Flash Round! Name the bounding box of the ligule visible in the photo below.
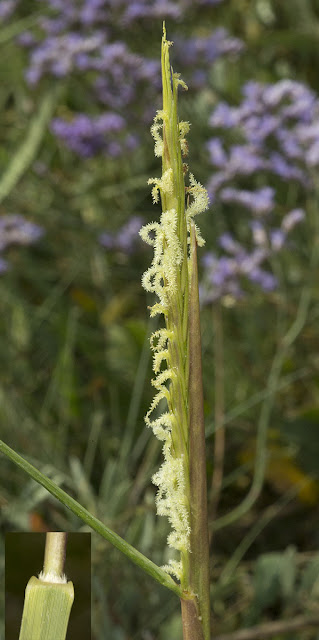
[19,576,74,640]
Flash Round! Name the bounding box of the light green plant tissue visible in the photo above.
[19,575,74,640]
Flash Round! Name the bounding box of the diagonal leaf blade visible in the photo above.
[0,439,183,598]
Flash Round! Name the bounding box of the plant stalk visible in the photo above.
[43,532,67,579]
[183,223,210,639]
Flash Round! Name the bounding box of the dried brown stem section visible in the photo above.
[181,599,206,640]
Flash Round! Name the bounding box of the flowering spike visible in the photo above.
[140,23,210,600]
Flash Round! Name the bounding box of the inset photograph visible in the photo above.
[5,531,91,640]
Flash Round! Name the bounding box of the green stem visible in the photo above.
[0,439,183,598]
[209,302,225,548]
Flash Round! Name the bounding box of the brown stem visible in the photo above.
[213,615,319,640]
[181,599,206,640]
[186,224,210,640]
[209,303,225,549]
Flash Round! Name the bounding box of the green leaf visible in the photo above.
[279,414,319,477]
[0,439,182,598]
[251,547,296,617]
[279,546,296,601]
[300,554,319,599]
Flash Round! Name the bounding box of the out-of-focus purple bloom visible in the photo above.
[209,102,239,128]
[270,229,285,251]
[99,216,144,254]
[122,0,181,24]
[0,215,44,251]
[195,0,223,4]
[51,113,132,157]
[204,78,314,303]
[16,0,241,156]
[250,220,268,246]
[16,31,36,47]
[268,152,306,182]
[191,69,208,89]
[207,146,268,201]
[227,145,267,176]
[305,141,319,166]
[218,232,242,254]
[92,44,160,110]
[174,28,243,70]
[0,256,9,273]
[248,267,277,291]
[80,0,108,26]
[25,31,106,84]
[282,208,305,232]
[0,0,17,20]
[220,187,275,215]
[200,207,305,303]
[242,113,280,144]
[276,129,303,160]
[208,79,319,202]
[207,138,227,168]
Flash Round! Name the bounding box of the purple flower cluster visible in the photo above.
[201,79,315,302]
[99,216,143,254]
[173,28,243,89]
[207,79,319,200]
[51,113,138,157]
[15,0,241,157]
[201,209,304,302]
[0,214,44,274]
[0,0,17,21]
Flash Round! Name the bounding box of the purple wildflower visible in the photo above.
[16,0,241,157]
[207,138,227,168]
[220,187,275,215]
[200,207,305,303]
[281,208,305,232]
[208,79,319,202]
[174,28,243,68]
[51,113,129,157]
[0,0,17,20]
[121,0,181,24]
[99,216,144,254]
[0,215,44,251]
[270,229,285,251]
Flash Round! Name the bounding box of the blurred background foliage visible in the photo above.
[0,0,319,638]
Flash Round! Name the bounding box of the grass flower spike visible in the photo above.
[140,25,210,639]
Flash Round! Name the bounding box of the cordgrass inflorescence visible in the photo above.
[140,25,210,638]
